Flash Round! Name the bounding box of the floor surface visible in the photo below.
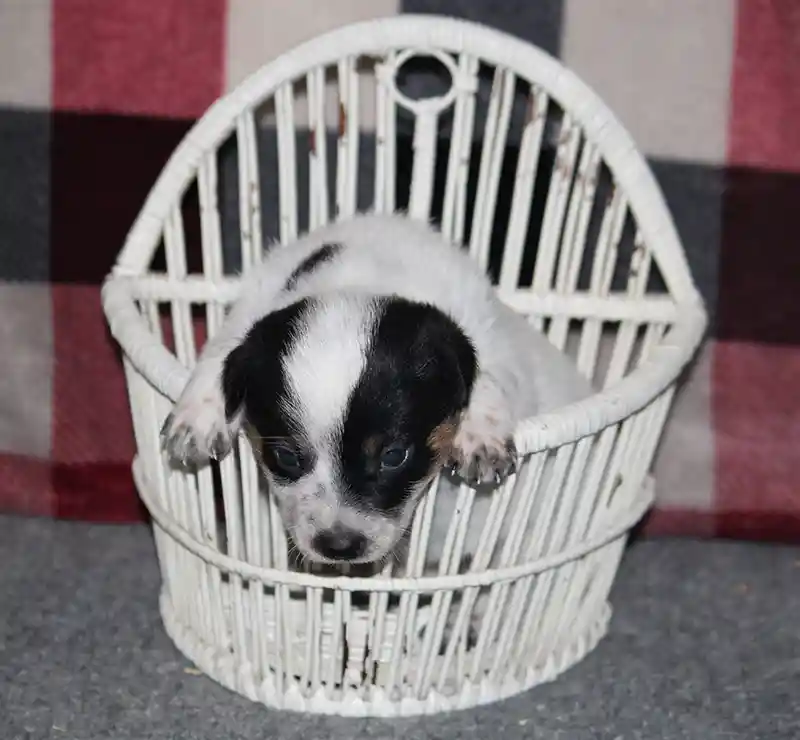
[1,515,798,740]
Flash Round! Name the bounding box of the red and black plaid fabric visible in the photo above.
[0,0,797,540]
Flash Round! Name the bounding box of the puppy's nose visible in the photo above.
[312,528,367,561]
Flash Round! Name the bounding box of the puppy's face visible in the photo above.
[222,293,476,565]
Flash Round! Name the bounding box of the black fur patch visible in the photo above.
[339,297,477,515]
[284,242,343,291]
[221,299,316,482]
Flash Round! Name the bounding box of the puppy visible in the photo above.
[161,213,590,569]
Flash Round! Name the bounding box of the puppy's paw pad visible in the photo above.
[160,394,233,468]
[447,440,517,487]
[440,623,479,656]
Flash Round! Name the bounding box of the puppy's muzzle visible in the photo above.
[312,527,367,562]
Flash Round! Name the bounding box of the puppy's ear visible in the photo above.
[221,341,250,422]
[413,306,478,411]
[221,299,311,423]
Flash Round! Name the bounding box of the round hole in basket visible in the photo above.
[103,15,706,717]
[391,49,458,110]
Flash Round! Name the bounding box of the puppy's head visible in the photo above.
[222,293,476,565]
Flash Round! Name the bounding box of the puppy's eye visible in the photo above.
[379,445,411,472]
[270,446,304,477]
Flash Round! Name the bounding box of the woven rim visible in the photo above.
[135,457,654,592]
[102,14,708,455]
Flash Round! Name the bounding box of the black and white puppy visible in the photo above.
[161,214,590,567]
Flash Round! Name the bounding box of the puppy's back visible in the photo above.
[280,214,495,318]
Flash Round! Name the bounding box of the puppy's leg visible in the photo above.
[160,324,247,467]
[422,581,487,655]
[448,369,518,487]
[161,275,282,468]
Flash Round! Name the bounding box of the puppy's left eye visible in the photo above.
[379,445,411,472]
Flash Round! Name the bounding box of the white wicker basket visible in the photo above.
[102,16,706,717]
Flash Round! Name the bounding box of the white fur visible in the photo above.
[283,294,375,445]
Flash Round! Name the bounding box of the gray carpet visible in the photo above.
[1,515,798,740]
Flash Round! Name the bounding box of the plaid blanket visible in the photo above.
[1,0,797,541]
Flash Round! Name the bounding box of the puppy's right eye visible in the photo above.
[270,446,304,478]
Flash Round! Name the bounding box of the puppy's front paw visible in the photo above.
[438,619,478,656]
[160,387,234,469]
[447,415,518,487]
[418,610,479,657]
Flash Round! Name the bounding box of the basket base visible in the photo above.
[143,469,655,716]
[159,590,611,717]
